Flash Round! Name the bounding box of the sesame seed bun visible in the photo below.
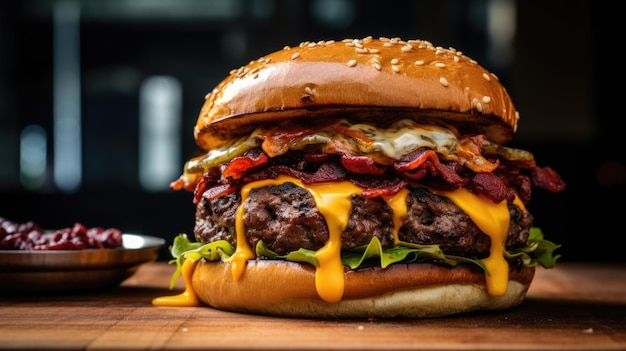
[159,35,564,319]
[194,36,519,150]
[191,260,535,318]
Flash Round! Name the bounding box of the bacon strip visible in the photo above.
[394,148,435,172]
[341,155,386,175]
[532,166,566,193]
[469,172,515,204]
[194,147,563,205]
[261,127,322,157]
[222,149,268,179]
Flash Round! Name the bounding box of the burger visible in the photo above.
[153,36,565,318]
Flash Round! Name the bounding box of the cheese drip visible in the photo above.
[233,175,362,302]
[154,176,516,307]
[234,177,514,300]
[431,187,511,296]
[383,188,410,245]
[152,258,200,307]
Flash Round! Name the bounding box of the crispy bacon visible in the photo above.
[261,127,322,157]
[396,148,466,187]
[394,148,435,172]
[468,172,515,204]
[349,176,408,198]
[222,149,268,179]
[193,167,222,204]
[193,146,563,206]
[340,155,386,175]
[532,166,567,193]
[305,162,347,184]
[202,182,240,201]
[245,162,347,185]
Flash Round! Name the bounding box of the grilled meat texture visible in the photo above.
[194,182,533,258]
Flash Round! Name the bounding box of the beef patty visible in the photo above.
[194,182,533,258]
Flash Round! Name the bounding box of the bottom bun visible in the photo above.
[192,260,535,318]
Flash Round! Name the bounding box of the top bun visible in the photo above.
[195,36,519,150]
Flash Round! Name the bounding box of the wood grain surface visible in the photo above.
[1,262,625,350]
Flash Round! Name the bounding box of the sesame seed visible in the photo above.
[305,86,313,95]
[482,73,491,81]
[414,60,424,66]
[482,96,491,103]
[291,52,300,60]
[283,46,291,50]
[439,77,449,87]
[355,47,368,54]
[435,62,446,68]
[473,98,483,112]
[392,65,400,73]
[391,58,399,65]
[347,59,357,67]
[374,63,382,71]
[369,48,379,54]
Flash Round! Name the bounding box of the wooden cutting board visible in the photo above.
[0,262,625,350]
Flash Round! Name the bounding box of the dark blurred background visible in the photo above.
[0,0,621,262]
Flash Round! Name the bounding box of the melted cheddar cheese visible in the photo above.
[153,175,517,307]
[233,175,362,302]
[234,175,514,301]
[430,187,510,296]
[152,257,200,307]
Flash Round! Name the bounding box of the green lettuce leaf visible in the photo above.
[167,234,234,289]
[527,227,561,268]
[256,240,319,267]
[342,237,456,268]
[166,227,560,290]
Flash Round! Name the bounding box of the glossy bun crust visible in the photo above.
[194,36,519,150]
[191,260,535,318]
